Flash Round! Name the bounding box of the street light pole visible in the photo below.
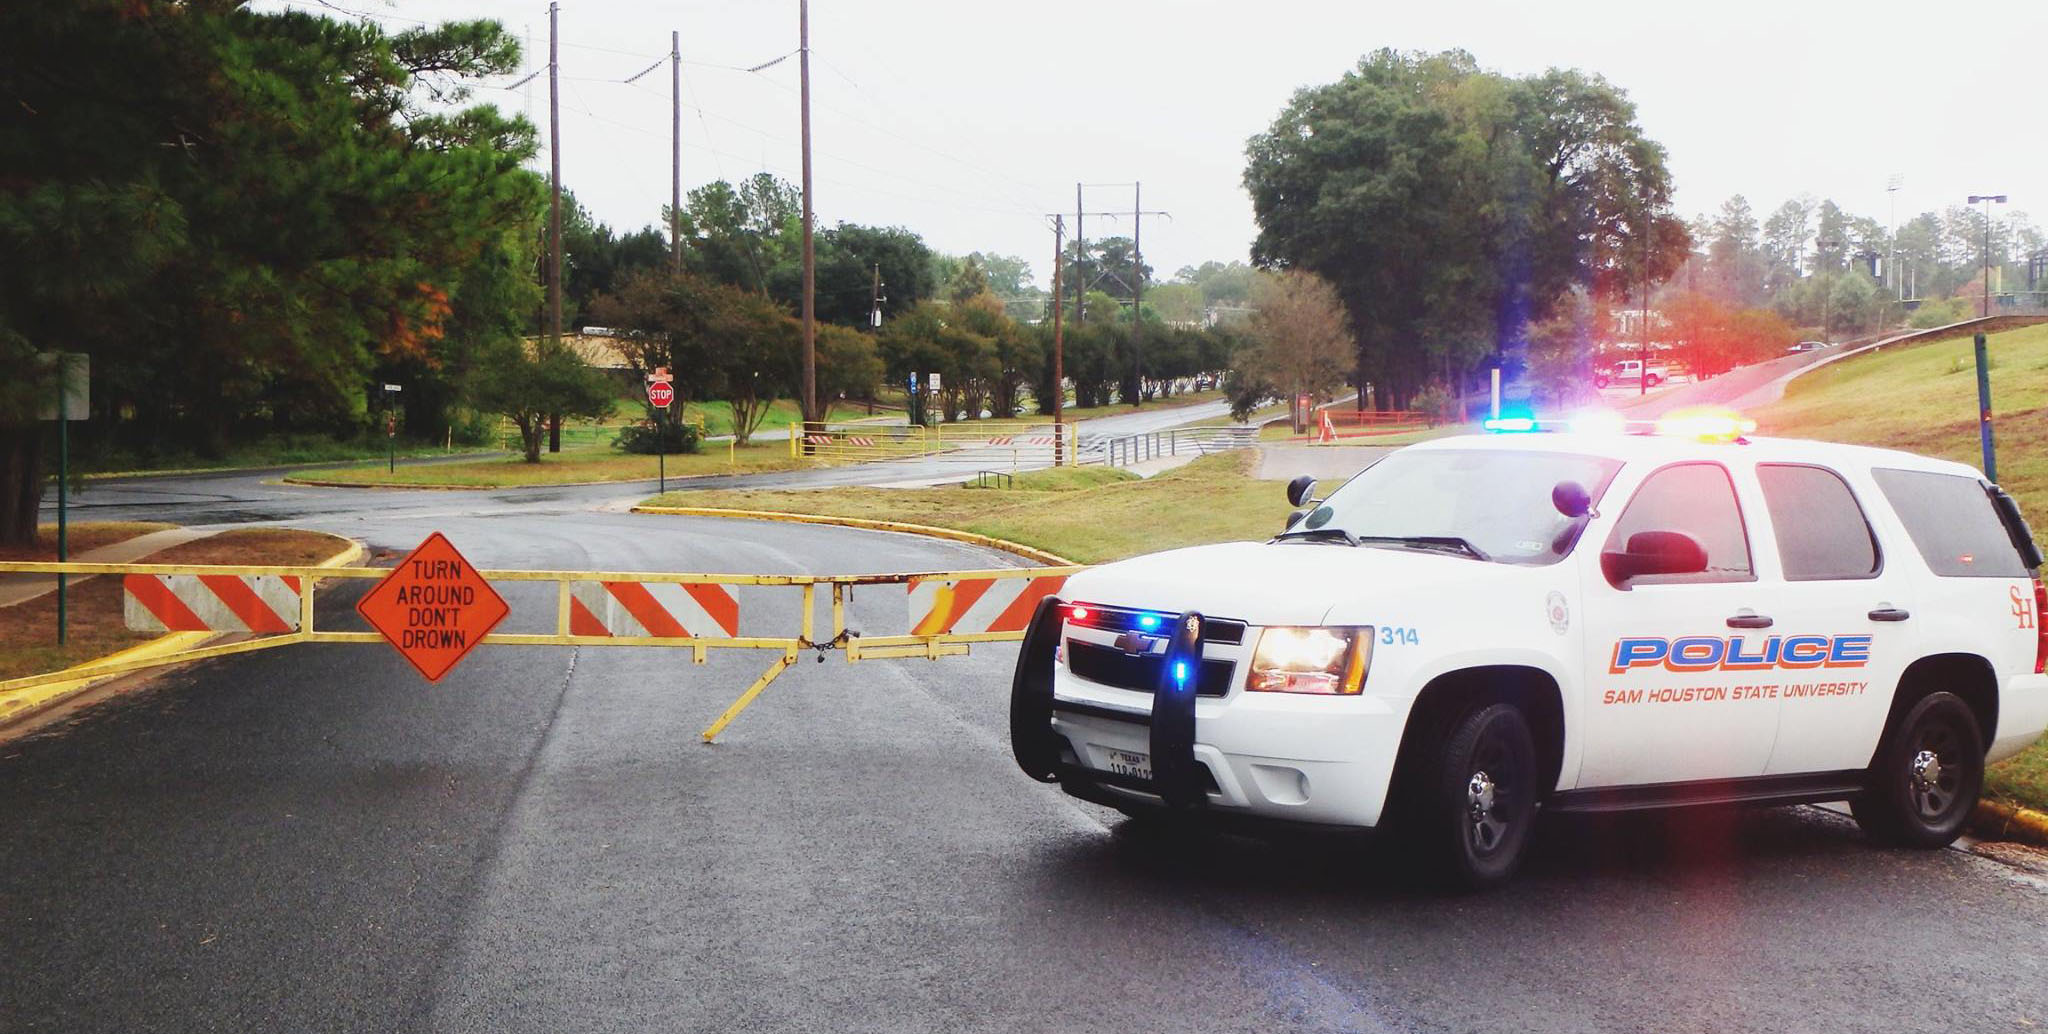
[1967,194,2007,318]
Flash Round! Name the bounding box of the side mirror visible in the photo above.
[1601,530,1708,587]
[1551,480,1593,518]
[1286,475,1318,508]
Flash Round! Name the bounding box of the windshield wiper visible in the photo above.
[1274,527,1361,546]
[1354,535,1491,561]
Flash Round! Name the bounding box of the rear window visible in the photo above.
[1870,468,2029,577]
[1757,464,1879,580]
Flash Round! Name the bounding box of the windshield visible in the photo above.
[1286,448,1622,565]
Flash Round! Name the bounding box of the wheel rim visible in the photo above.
[1465,728,1518,857]
[1906,719,1965,822]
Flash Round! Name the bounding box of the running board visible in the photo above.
[1547,770,1867,814]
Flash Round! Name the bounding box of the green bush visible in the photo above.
[613,419,699,454]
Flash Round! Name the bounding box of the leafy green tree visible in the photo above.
[1243,49,1685,411]
[815,323,884,406]
[1146,283,1207,325]
[0,1,537,543]
[1230,271,1356,426]
[814,223,935,328]
[473,339,615,462]
[1174,261,1257,308]
[558,191,667,331]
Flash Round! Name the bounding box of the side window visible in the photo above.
[1757,464,1880,580]
[1605,463,1753,585]
[1871,468,2030,577]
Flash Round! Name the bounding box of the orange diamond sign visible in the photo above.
[355,532,508,683]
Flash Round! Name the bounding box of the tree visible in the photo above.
[1175,261,1257,308]
[0,2,539,543]
[706,291,799,446]
[1229,271,1354,424]
[1523,293,1598,407]
[1243,49,1684,412]
[473,339,614,462]
[815,323,883,406]
[1146,283,1207,325]
[1705,195,1766,306]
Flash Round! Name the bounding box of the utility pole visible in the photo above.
[547,1,561,344]
[1074,183,1085,324]
[1131,180,1144,407]
[1048,215,1066,466]
[867,263,883,415]
[798,0,818,438]
[1639,208,1651,397]
[671,30,682,274]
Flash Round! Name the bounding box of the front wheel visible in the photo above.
[1852,691,1984,848]
[1416,702,1539,889]
[1593,376,1611,389]
[1644,373,1663,387]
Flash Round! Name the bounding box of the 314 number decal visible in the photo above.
[1379,626,1419,646]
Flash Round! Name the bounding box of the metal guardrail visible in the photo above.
[788,421,1077,467]
[1096,426,1257,468]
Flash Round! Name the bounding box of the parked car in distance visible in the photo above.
[1790,341,1831,353]
[1593,359,1667,390]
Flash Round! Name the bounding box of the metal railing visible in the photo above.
[1095,426,1257,468]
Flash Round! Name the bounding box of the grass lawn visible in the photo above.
[1755,322,2048,810]
[0,528,351,683]
[291,441,824,488]
[0,522,176,562]
[643,451,1292,565]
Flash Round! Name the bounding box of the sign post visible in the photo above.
[383,383,403,474]
[39,353,87,645]
[355,532,509,682]
[646,367,675,494]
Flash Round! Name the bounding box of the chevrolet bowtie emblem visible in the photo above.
[1113,630,1162,655]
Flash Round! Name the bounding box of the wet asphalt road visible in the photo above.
[7,408,2048,1032]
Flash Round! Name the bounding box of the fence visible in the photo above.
[1095,426,1257,468]
[0,553,1088,743]
[788,420,1077,467]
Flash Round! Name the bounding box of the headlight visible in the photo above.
[1248,626,1371,695]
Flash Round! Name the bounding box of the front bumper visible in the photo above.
[1048,668,1407,828]
[1009,597,1406,829]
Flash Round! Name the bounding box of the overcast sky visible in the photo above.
[274,0,2040,287]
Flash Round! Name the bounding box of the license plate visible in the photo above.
[1104,748,1152,781]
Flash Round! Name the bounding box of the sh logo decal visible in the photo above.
[2017,585,2037,630]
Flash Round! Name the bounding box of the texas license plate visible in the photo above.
[1104,748,1152,781]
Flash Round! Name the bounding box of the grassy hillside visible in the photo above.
[1758,322,2048,807]
[1758,322,2048,539]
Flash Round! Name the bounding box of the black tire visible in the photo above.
[1593,376,1610,389]
[1645,373,1663,387]
[1413,702,1540,889]
[1852,691,1984,848]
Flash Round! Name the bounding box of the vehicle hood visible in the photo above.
[1062,540,1508,626]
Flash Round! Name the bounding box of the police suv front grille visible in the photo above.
[1066,603,1246,645]
[1066,640,1234,697]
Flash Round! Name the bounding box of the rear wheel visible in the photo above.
[1593,376,1611,389]
[1413,702,1539,889]
[1644,373,1663,387]
[1851,691,1983,848]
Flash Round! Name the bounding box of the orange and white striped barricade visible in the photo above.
[907,572,1068,637]
[124,574,304,634]
[566,580,742,640]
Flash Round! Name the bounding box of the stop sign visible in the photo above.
[646,380,675,409]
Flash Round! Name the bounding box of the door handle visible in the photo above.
[1726,612,1774,629]
[1867,607,1911,622]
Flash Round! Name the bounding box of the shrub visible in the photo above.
[613,419,699,454]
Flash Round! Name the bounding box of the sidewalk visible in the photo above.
[0,528,219,608]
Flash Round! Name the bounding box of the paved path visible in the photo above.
[0,527,218,607]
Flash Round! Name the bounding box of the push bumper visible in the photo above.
[1008,597,1406,829]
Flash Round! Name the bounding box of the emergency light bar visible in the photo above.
[1481,409,1756,442]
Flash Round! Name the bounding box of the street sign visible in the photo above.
[647,380,675,409]
[36,353,88,421]
[355,532,509,683]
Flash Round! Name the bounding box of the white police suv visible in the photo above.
[1008,414,2048,887]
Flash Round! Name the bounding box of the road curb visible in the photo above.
[0,535,367,732]
[280,464,822,492]
[1971,799,2048,849]
[630,505,1077,566]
